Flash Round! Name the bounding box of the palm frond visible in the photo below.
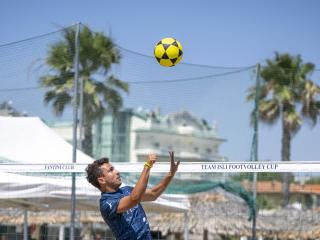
[52,93,72,116]
[258,99,280,124]
[107,75,129,93]
[284,109,302,135]
[43,91,57,105]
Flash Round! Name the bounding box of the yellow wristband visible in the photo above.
[144,161,153,169]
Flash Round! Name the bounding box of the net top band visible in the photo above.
[1,161,320,173]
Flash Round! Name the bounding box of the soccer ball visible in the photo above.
[154,37,183,67]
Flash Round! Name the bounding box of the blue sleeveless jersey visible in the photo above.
[100,186,152,240]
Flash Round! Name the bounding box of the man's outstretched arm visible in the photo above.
[142,151,180,202]
[116,153,157,213]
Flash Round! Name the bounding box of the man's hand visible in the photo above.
[169,151,180,176]
[147,153,157,165]
[141,151,180,202]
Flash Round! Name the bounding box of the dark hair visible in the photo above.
[86,158,109,189]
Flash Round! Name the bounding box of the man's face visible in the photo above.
[98,163,122,191]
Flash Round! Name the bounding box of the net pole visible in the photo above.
[184,212,189,240]
[71,22,80,240]
[23,209,28,240]
[251,63,261,240]
[79,75,84,150]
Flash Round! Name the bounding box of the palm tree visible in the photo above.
[247,52,320,206]
[40,25,129,156]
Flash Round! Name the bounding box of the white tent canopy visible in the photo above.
[0,116,92,163]
[0,172,189,213]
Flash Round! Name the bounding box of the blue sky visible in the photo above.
[1,0,320,67]
[1,0,320,162]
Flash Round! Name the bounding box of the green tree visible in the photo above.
[40,25,129,156]
[247,52,320,206]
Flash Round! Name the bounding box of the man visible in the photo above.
[86,151,180,240]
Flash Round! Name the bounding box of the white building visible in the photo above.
[49,108,227,163]
[92,108,227,163]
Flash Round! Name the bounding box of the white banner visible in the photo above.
[1,161,320,173]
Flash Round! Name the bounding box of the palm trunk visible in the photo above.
[281,117,291,207]
[83,122,93,157]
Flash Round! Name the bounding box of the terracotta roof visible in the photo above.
[242,180,320,194]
